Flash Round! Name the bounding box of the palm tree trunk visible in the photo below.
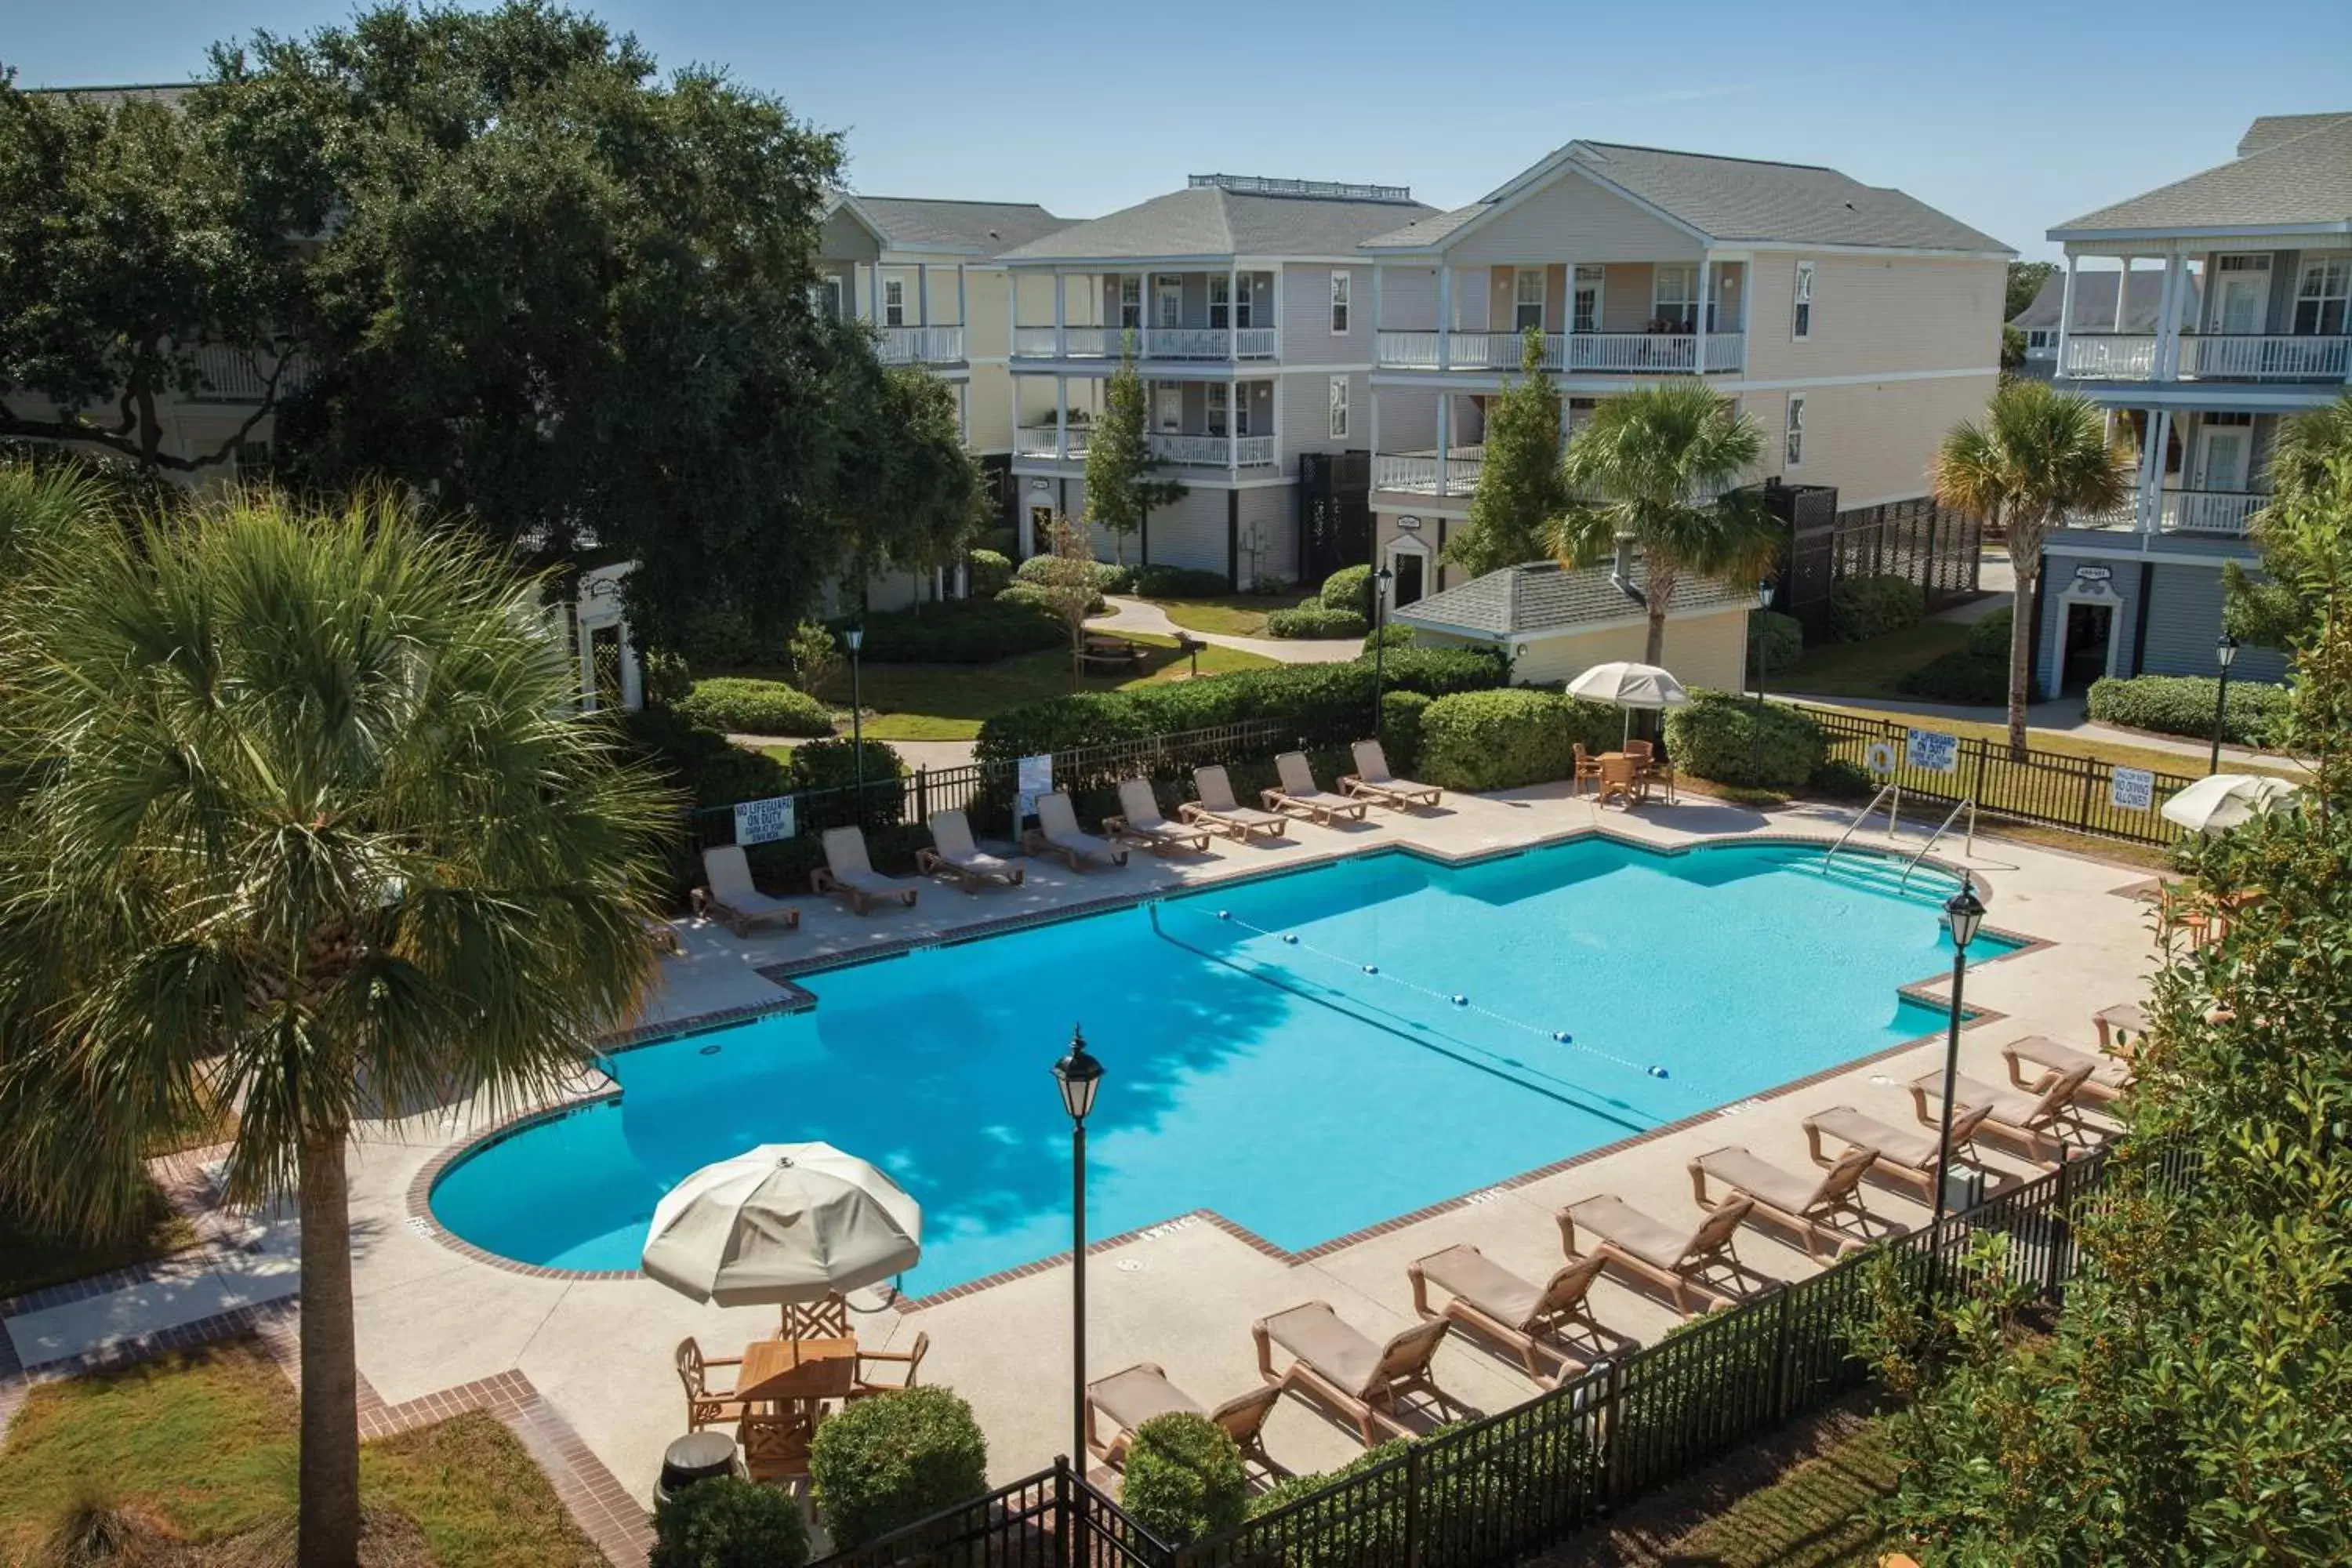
[298,1126,362,1568]
[1645,606,1667,666]
[2006,553,2035,760]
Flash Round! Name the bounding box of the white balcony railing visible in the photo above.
[874,325,966,365]
[187,343,310,402]
[1234,327,1278,360]
[1148,328,1237,360]
[2059,334,2160,380]
[1149,433,1276,467]
[2183,333,2352,382]
[1012,325,1279,361]
[1014,424,1091,460]
[1012,327,1060,359]
[1374,330,1742,374]
[2066,488,2267,536]
[1372,447,1486,495]
[1060,326,1112,359]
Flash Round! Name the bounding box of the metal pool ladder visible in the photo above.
[1900,798,1978,890]
[1822,783,1901,873]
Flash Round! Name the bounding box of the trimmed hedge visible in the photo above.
[1266,604,1370,639]
[1416,688,1624,792]
[2086,673,2290,746]
[966,548,1014,594]
[809,1387,989,1549]
[651,1475,808,1568]
[1120,1414,1249,1548]
[1662,690,1824,790]
[1747,609,1803,674]
[673,677,835,737]
[622,708,789,811]
[1965,604,2014,659]
[1319,564,1374,619]
[1361,622,1416,655]
[1828,575,1926,643]
[1896,650,2009,703]
[848,598,1064,663]
[996,582,1105,618]
[1377,690,1432,775]
[1132,564,1232,598]
[1015,554,1132,593]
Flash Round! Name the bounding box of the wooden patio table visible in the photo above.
[737,1336,857,1409]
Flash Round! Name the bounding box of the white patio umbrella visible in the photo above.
[2159,772,2301,834]
[1566,660,1692,746]
[641,1142,922,1310]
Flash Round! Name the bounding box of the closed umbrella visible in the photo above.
[2159,772,2300,834]
[642,1143,922,1313]
[1566,661,1691,746]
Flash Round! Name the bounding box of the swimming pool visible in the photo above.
[429,840,2013,1294]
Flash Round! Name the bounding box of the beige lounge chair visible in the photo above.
[1104,779,1213,857]
[1339,740,1443,811]
[1908,1062,2101,1162]
[1406,1244,1606,1385]
[916,810,1025,894]
[1558,1194,1754,1316]
[1181,765,1290,842]
[1022,790,1128,869]
[1689,1144,1881,1259]
[1263,752,1370,825]
[1253,1301,1451,1446]
[695,845,802,938]
[1085,1362,1280,1471]
[1804,1103,1994,1205]
[2002,1035,2131,1105]
[809,826,920,914]
[2092,1001,2150,1058]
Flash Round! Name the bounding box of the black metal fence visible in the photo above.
[1772,487,1983,644]
[810,1142,2191,1568]
[1800,705,2197,848]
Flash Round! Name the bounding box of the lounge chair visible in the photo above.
[1406,1244,1606,1385]
[1689,1144,1881,1259]
[1557,1194,1753,1316]
[1022,790,1129,869]
[1253,1301,1451,1446]
[1104,778,1213,857]
[695,845,802,938]
[1908,1062,2102,1162]
[1180,765,1290,842]
[1803,1103,1994,1205]
[1085,1362,1281,1471]
[1263,752,1370,826]
[809,826,920,914]
[1340,740,1443,811]
[2001,1035,2131,1105]
[2091,1001,2149,1058]
[916,810,1025,894]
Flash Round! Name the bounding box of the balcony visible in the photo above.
[187,343,310,402]
[1377,330,1744,375]
[874,325,965,366]
[2067,488,2268,538]
[1009,325,1279,363]
[1374,447,1485,495]
[1016,427,1273,468]
[2061,332,2351,384]
[1014,424,1090,461]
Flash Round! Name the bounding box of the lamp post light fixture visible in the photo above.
[1931,880,1987,1231]
[845,622,866,811]
[1371,565,1396,738]
[1751,579,1777,778]
[1051,1027,1105,1467]
[2209,632,2239,776]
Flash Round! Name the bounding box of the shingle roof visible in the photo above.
[851,198,1070,260]
[1002,182,1434,262]
[1363,141,2008,255]
[2009,268,2194,332]
[2052,114,2352,236]
[2238,112,2352,158]
[1394,557,1748,638]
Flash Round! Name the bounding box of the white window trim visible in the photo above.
[1513,267,1546,332]
[1652,264,1698,330]
[1156,276,1182,330]
[1784,394,1806,469]
[1329,375,1350,440]
[1207,382,1229,437]
[1330,269,1351,335]
[1572,264,1604,335]
[1791,260,1815,343]
[1120,274,1143,330]
[1210,274,1233,332]
[2210,252,2272,333]
[883,277,906,328]
[2296,256,2350,336]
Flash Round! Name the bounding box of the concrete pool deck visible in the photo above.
[5,781,2161,1530]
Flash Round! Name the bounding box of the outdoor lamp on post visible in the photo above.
[1931,881,1988,1231]
[1052,1027,1105,1468]
[845,622,866,810]
[1751,578,1777,778]
[1371,565,1396,738]
[2209,632,2239,776]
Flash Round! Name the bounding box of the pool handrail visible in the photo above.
[1821,782,1900,870]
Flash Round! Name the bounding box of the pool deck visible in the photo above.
[3,782,2161,1532]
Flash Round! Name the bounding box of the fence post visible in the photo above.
[916,764,930,825]
[1403,1440,1423,1568]
[2078,759,2098,834]
[1054,1454,1072,1568]
[1770,1284,1797,1422]
[2048,1154,2074,1300]
[1970,737,1989,808]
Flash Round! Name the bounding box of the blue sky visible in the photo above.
[9,0,2350,261]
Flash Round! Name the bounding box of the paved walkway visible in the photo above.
[1092,596,1363,663]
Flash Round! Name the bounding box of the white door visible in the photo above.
[1154,387,1182,432]
[2193,422,2252,491]
[1156,278,1182,330]
[2213,271,2267,334]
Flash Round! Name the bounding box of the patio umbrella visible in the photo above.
[2159,772,2300,834]
[641,1142,923,1309]
[1566,661,1692,746]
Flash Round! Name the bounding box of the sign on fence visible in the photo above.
[2110,766,2155,811]
[1905,728,1959,774]
[731,795,796,846]
[1014,753,1053,827]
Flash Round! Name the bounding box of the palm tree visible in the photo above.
[1552,383,1780,667]
[0,475,675,1568]
[1933,380,2132,757]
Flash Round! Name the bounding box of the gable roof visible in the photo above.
[2238,112,2352,158]
[2051,114,2352,238]
[845,197,1070,260]
[20,83,195,113]
[1393,557,1748,640]
[1363,140,2009,256]
[2009,268,2195,332]
[1002,178,1433,263]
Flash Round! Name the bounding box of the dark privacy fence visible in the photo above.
[1769,485,1983,643]
[811,1141,2190,1568]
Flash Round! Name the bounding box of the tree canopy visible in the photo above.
[1444,329,1565,579]
[1083,336,1185,564]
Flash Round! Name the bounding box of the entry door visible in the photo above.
[1154,387,1182,432]
[1156,278,1182,329]
[2212,263,2267,333]
[2193,421,2252,492]
[1389,547,1426,608]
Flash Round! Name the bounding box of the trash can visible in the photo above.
[655,1431,743,1506]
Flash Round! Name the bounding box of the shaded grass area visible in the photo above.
[0,1184,201,1301]
[1144,594,1308,637]
[0,1341,603,1567]
[1771,621,1973,699]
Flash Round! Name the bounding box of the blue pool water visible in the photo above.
[430,842,2010,1294]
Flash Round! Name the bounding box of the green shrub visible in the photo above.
[997,582,1105,617]
[966,548,1014,594]
[1810,757,1877,799]
[1014,554,1129,593]
[1266,604,1370,639]
[1828,574,1926,643]
[652,1475,808,1568]
[1131,564,1232,598]
[1965,604,2015,659]
[846,598,1064,663]
[809,1387,989,1549]
[1377,690,1432,774]
[673,678,836,738]
[1319,564,1374,619]
[1247,1438,1411,1560]
[1416,689,1622,792]
[621,708,789,810]
[1361,621,1416,655]
[1896,650,2010,703]
[681,609,793,670]
[980,526,1019,558]
[1663,690,1824,790]
[1747,609,1803,675]
[641,648,693,709]
[2086,673,2289,746]
[1120,1414,1249,1548]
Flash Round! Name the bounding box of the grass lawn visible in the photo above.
[0,1340,603,1567]
[1656,1414,1902,1567]
[1798,699,2300,784]
[1771,620,1974,700]
[1141,594,1308,637]
[0,1184,200,1302]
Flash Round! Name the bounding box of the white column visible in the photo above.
[1054,271,1067,359]
[917,263,930,330]
[1228,263,1240,361]
[2113,258,2129,332]
[1436,392,1452,496]
[2160,245,2188,380]
[2056,254,2079,376]
[2140,407,2169,532]
[866,264,880,325]
[1271,264,1283,344]
[956,263,967,330]
[1372,261,1385,349]
[1368,383,1381,464]
[1055,374,1069,462]
[1437,266,1454,371]
[1228,379,1240,480]
[1694,255,1712,373]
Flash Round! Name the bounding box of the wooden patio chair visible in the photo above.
[674,1338,750,1432]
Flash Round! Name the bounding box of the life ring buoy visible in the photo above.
[1864,741,1896,776]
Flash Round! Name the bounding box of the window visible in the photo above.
[1120,274,1142,330]
[1329,376,1350,440]
[1784,395,1806,468]
[1156,276,1182,329]
[1573,265,1604,334]
[2296,256,2350,336]
[1330,270,1351,333]
[1791,260,1816,341]
[1207,383,1229,437]
[811,276,844,320]
[1652,265,1697,331]
[1210,275,1230,331]
[1235,386,1253,437]
[1566,397,1598,437]
[1514,267,1545,332]
[2027,328,2054,350]
[1154,387,1182,431]
[883,278,906,328]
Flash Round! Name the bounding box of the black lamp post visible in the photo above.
[1051,1027,1105,1467]
[1932,881,1987,1229]
[845,622,866,815]
[2209,633,2238,776]
[1371,565,1396,739]
[1751,578,1777,779]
